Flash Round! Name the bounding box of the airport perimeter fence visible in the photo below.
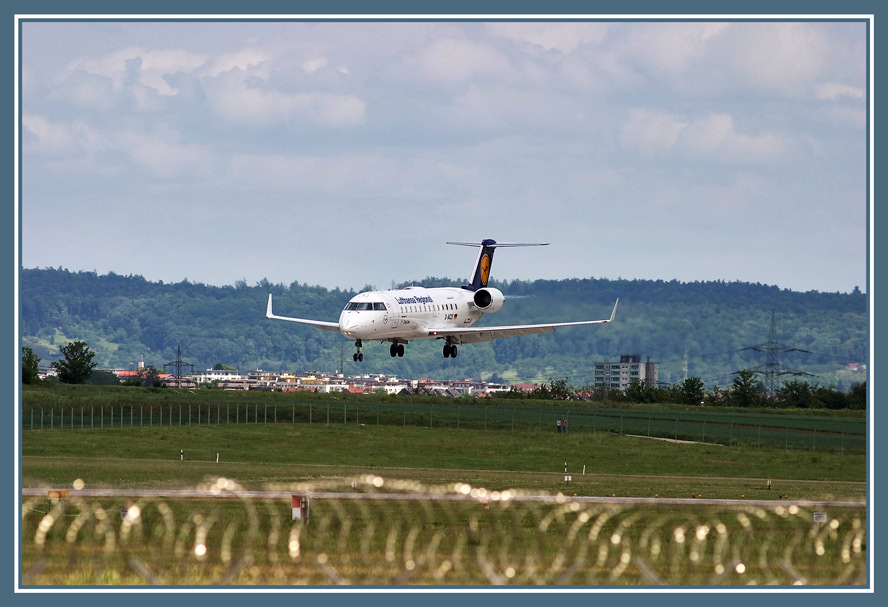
[21,399,866,454]
[21,476,868,586]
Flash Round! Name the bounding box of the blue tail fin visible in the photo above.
[446,239,549,291]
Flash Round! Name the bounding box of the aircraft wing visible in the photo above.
[428,299,619,344]
[265,294,341,332]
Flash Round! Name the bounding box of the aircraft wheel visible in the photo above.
[353,353,358,362]
[443,345,450,358]
[450,344,458,358]
[390,344,397,357]
[358,353,364,362]
[397,344,405,357]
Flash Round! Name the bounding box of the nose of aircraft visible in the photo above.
[340,314,361,333]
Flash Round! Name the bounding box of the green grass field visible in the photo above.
[19,390,869,586]
[23,421,864,500]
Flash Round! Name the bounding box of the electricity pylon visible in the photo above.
[739,310,813,396]
[163,345,195,388]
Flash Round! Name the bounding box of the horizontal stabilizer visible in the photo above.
[447,239,548,291]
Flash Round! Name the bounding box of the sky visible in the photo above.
[19,17,869,294]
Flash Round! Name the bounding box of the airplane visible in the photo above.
[266,239,618,362]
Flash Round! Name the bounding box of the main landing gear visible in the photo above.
[353,339,363,362]
[442,343,458,358]
[389,343,405,357]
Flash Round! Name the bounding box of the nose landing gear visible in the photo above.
[353,339,363,362]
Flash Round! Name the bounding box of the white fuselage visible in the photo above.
[338,286,483,342]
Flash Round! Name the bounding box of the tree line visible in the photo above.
[23,340,866,411]
[499,372,865,410]
[20,268,867,389]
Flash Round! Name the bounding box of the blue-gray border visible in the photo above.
[6,1,879,604]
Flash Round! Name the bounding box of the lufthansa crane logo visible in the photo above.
[480,254,491,286]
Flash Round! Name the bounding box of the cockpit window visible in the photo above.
[344,302,386,311]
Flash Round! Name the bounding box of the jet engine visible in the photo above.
[471,287,505,313]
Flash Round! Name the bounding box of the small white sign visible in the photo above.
[813,512,827,523]
[564,475,572,482]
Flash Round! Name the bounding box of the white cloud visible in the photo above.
[677,113,787,164]
[206,49,271,78]
[815,82,865,101]
[487,22,609,54]
[66,47,208,95]
[621,22,728,73]
[407,37,516,85]
[117,129,217,181]
[621,109,787,165]
[727,22,830,90]
[22,114,74,154]
[204,70,365,127]
[302,57,328,73]
[620,109,687,153]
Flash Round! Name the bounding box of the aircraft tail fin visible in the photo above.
[446,239,548,291]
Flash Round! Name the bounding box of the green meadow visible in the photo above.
[19,388,868,586]
[22,422,864,501]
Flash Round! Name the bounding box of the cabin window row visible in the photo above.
[399,303,459,313]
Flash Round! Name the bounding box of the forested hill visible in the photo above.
[20,268,867,390]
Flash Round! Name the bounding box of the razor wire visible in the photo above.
[21,476,867,587]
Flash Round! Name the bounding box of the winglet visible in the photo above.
[609,298,619,323]
[266,294,274,319]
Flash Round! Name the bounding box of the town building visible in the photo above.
[593,354,658,390]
